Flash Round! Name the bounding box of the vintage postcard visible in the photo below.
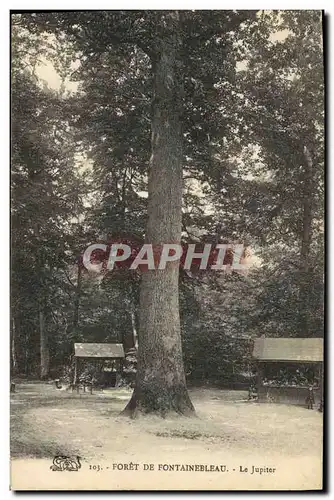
[10,9,324,491]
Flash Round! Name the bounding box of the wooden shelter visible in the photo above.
[252,338,323,407]
[73,343,125,389]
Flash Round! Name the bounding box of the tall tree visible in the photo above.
[11,18,85,377]
[19,10,258,414]
[123,12,194,415]
[240,11,324,337]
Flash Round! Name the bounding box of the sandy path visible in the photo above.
[11,384,323,490]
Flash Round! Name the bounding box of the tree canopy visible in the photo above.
[11,11,324,410]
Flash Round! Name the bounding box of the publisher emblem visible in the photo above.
[50,456,81,471]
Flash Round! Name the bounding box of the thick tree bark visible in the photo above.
[122,12,195,416]
[39,302,49,379]
[299,146,313,337]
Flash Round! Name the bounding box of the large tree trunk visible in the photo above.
[123,12,194,416]
[39,302,49,379]
[299,146,313,337]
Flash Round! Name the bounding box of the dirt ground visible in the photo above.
[10,382,323,491]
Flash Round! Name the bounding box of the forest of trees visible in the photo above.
[11,11,324,414]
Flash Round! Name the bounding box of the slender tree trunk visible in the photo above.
[73,261,82,330]
[123,12,194,416]
[11,316,18,375]
[24,332,29,377]
[73,357,78,386]
[39,302,49,379]
[299,146,313,337]
[130,309,138,349]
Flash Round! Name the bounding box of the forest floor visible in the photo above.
[10,382,323,490]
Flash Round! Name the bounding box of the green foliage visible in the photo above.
[12,11,324,381]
